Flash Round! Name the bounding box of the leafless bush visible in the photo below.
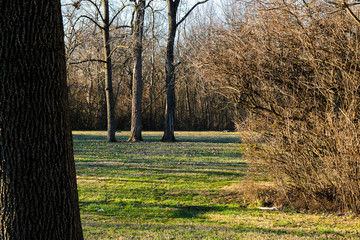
[194,0,360,213]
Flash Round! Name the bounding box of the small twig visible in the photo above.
[69,59,106,64]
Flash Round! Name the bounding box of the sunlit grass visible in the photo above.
[74,131,360,239]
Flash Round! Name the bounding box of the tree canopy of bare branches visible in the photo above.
[194,0,360,213]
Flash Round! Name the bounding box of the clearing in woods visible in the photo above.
[74,131,360,239]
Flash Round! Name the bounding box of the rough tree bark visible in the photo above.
[162,0,209,142]
[103,0,117,142]
[162,5,177,142]
[128,0,146,142]
[0,0,84,239]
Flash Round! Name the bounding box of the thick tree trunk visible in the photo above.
[103,0,117,142]
[128,0,146,142]
[162,2,178,142]
[0,1,83,239]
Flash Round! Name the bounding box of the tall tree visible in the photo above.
[0,0,84,239]
[70,0,130,142]
[102,0,118,142]
[128,0,146,141]
[162,0,209,142]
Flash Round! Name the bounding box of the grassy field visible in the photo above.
[73,131,360,239]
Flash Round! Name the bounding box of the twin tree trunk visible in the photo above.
[0,0,83,239]
[128,0,146,142]
[103,0,117,142]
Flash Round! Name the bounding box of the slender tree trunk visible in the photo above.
[0,0,83,239]
[128,0,146,142]
[185,79,193,129]
[162,2,178,142]
[149,57,154,129]
[103,0,117,142]
[149,11,157,130]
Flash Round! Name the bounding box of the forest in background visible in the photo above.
[62,0,235,132]
[62,0,360,214]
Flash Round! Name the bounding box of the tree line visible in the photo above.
[62,0,235,143]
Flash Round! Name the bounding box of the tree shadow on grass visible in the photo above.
[175,136,240,144]
[171,205,227,219]
[83,221,349,239]
[76,163,246,178]
[80,200,230,220]
[73,134,108,141]
[73,133,240,144]
[81,203,351,239]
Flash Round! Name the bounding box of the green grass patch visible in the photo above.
[74,131,360,239]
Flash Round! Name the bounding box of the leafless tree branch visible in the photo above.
[69,59,106,64]
[176,0,209,27]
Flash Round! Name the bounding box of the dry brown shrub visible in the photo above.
[222,181,281,207]
[193,0,360,213]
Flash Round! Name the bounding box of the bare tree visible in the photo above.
[70,0,131,142]
[162,0,209,142]
[0,0,83,238]
[128,0,146,141]
[102,0,118,142]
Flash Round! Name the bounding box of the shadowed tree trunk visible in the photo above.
[162,10,177,142]
[162,0,209,142]
[128,0,146,142]
[103,0,117,142]
[0,0,84,239]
